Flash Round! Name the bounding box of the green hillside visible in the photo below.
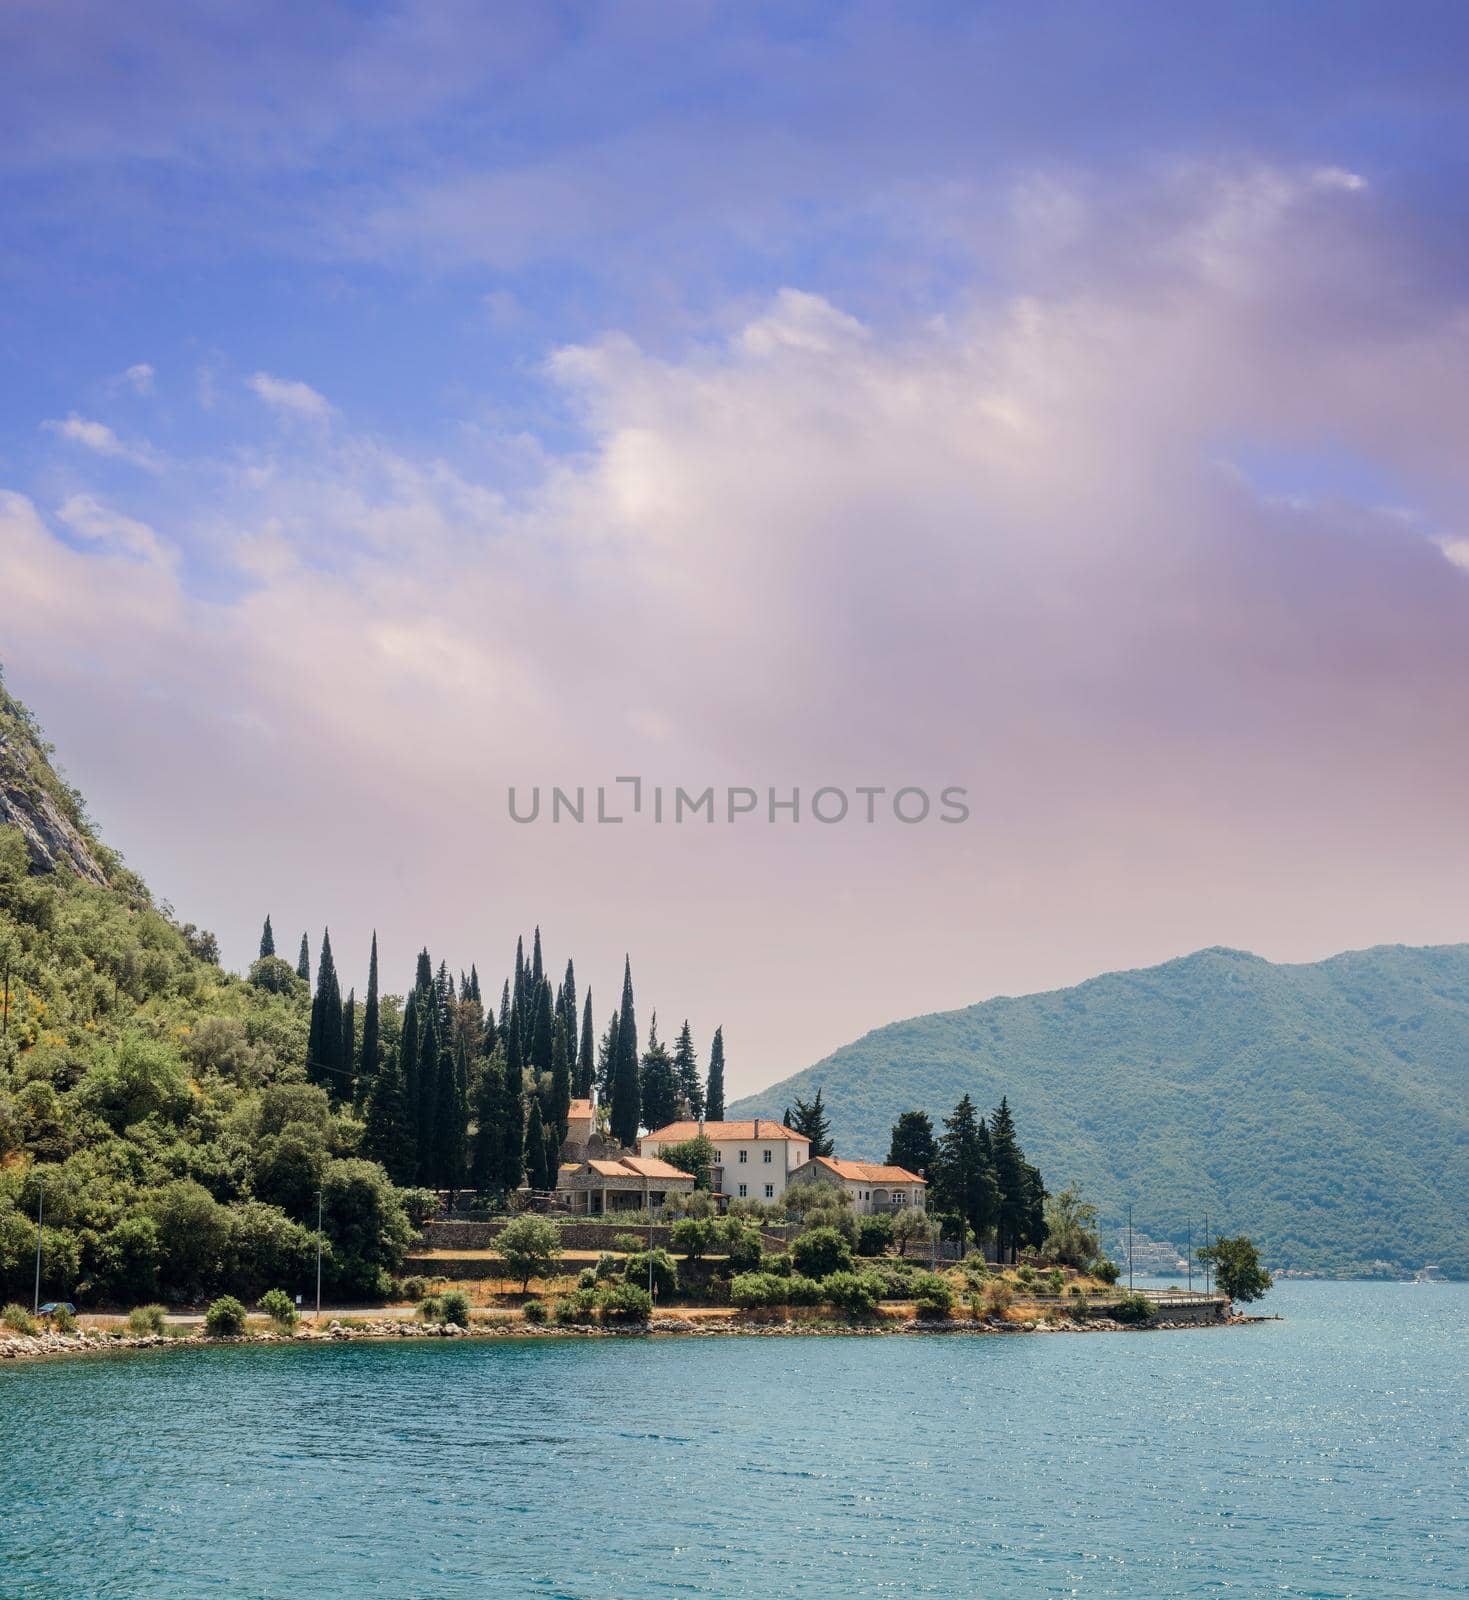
[732,946,1469,1277]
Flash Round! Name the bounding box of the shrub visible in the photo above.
[1046,1268,1065,1295]
[439,1290,470,1328]
[204,1295,246,1337]
[1015,1264,1035,1285]
[3,1302,38,1335]
[127,1303,168,1335]
[892,1208,932,1258]
[1094,1259,1121,1285]
[764,1250,792,1278]
[785,1274,824,1306]
[791,1226,853,1281]
[670,1216,718,1260]
[1111,1293,1156,1326]
[397,1188,441,1227]
[577,1267,597,1290]
[257,1287,298,1329]
[418,1295,444,1322]
[865,1258,919,1299]
[1072,1295,1091,1321]
[612,1232,645,1254]
[598,1281,653,1324]
[52,1305,77,1333]
[621,1248,678,1301]
[982,1280,1014,1316]
[400,1275,429,1303]
[911,1272,954,1319]
[721,1221,764,1272]
[522,1299,548,1324]
[594,1252,619,1281]
[730,1271,786,1309]
[856,1214,894,1257]
[556,1290,599,1326]
[821,1271,881,1317]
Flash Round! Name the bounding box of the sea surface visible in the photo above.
[2,1281,1465,1598]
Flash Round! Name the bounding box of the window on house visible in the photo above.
[764,1184,774,1199]
[763,1149,772,1163]
[738,1183,747,1198]
[738,1149,748,1163]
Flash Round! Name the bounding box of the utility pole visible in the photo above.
[1187,1222,1193,1292]
[1127,1203,1133,1292]
[33,1183,43,1314]
[645,1178,654,1299]
[1203,1213,1211,1295]
[315,1188,324,1320]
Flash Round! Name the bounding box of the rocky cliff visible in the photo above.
[0,675,108,885]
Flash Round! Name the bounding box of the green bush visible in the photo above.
[418,1295,444,1322]
[400,1275,429,1302]
[577,1267,597,1290]
[856,1214,894,1256]
[439,1290,470,1327]
[496,1214,563,1292]
[730,1271,787,1309]
[721,1221,764,1272]
[522,1299,548,1324]
[598,1281,653,1324]
[556,1290,599,1325]
[127,1303,168,1335]
[3,1302,38,1335]
[911,1272,954,1318]
[821,1271,881,1317]
[670,1217,718,1260]
[791,1226,853,1281]
[204,1295,246,1336]
[52,1305,77,1333]
[257,1287,298,1328]
[1111,1293,1156,1326]
[621,1248,678,1301]
[1094,1259,1121,1285]
[612,1232,645,1254]
[594,1252,619,1281]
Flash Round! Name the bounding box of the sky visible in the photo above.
[6,2,1469,1097]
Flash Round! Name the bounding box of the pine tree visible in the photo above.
[886,1110,936,1176]
[498,979,511,1036]
[549,1009,572,1141]
[359,931,380,1094]
[989,1097,1028,1263]
[672,1019,703,1118]
[610,957,640,1146]
[789,1088,833,1156]
[932,1095,999,1252]
[306,929,344,1097]
[706,1026,726,1120]
[513,936,526,1017]
[468,964,482,1006]
[296,934,310,984]
[433,1036,470,1204]
[525,1094,550,1189]
[364,1041,415,1183]
[577,991,595,1098]
[434,959,454,1034]
[399,988,421,1180]
[259,915,275,959]
[501,1024,525,1190]
[640,1013,680,1133]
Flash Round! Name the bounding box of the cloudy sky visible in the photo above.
[5,2,1469,1093]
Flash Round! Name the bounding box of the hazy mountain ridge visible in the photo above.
[732,944,1469,1276]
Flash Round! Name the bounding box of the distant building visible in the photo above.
[556,1154,696,1215]
[786,1155,927,1215]
[639,1118,810,1203]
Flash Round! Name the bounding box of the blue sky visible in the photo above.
[7,3,1469,1082]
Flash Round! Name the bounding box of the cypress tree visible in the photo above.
[364,1041,415,1184]
[886,1110,936,1176]
[577,992,595,1097]
[989,1097,1027,1263]
[525,1094,550,1189]
[470,1043,506,1195]
[598,1011,619,1102]
[640,1014,680,1134]
[399,989,421,1180]
[513,936,526,1017]
[417,997,441,1183]
[530,979,555,1077]
[259,915,275,959]
[296,934,310,984]
[498,980,511,1036]
[560,959,577,1043]
[550,1010,572,1141]
[435,959,454,1034]
[545,1124,562,1193]
[359,932,380,1094]
[469,964,482,1006]
[673,1019,702,1118]
[531,925,543,993]
[501,1024,525,1191]
[481,998,498,1057]
[706,1026,726,1120]
[306,929,343,1095]
[416,947,434,993]
[610,957,640,1146]
[434,1036,470,1204]
[341,987,356,1093]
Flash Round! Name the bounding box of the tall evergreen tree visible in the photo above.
[561,959,577,1039]
[789,1088,834,1156]
[598,1011,619,1101]
[306,929,344,1096]
[549,1010,572,1141]
[399,988,421,1180]
[481,996,498,1057]
[577,992,595,1098]
[296,933,311,984]
[258,915,275,959]
[364,1041,415,1183]
[359,931,380,1093]
[610,957,640,1146]
[468,964,482,1006]
[531,925,544,992]
[530,978,555,1077]
[706,1026,726,1120]
[639,1014,680,1133]
[433,1036,470,1203]
[470,1043,507,1196]
[525,1094,551,1189]
[434,959,454,1033]
[498,979,511,1036]
[501,1024,525,1191]
[341,987,356,1088]
[416,995,442,1181]
[886,1110,936,1175]
[513,936,526,1017]
[415,947,434,993]
[989,1097,1030,1263]
[672,1019,703,1119]
[932,1095,999,1251]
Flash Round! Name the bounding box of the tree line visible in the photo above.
[258,922,732,1201]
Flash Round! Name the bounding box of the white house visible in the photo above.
[639,1118,810,1204]
[786,1155,927,1215]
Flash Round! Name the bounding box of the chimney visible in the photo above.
[754,1117,761,1139]
[698,1116,705,1136]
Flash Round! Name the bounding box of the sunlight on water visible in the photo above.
[2,1283,1466,1598]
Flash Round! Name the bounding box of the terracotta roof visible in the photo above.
[567,1098,594,1120]
[621,1155,693,1179]
[587,1159,631,1178]
[808,1156,927,1186]
[643,1120,806,1145]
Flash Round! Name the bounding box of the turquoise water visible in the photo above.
[2,1282,1466,1598]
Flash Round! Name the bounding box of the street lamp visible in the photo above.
[315,1188,324,1320]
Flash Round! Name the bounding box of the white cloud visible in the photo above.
[248,372,335,422]
[55,493,174,567]
[41,412,161,470]
[123,363,156,395]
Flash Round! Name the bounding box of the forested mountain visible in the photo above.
[732,946,1469,1277]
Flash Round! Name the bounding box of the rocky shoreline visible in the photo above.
[0,1308,1248,1364]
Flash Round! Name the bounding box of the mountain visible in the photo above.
[731,945,1469,1277]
